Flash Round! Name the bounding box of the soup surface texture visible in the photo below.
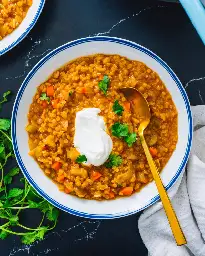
[26,54,178,200]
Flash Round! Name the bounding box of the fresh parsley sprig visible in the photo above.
[111,122,137,147]
[104,154,122,168]
[0,91,59,244]
[40,92,50,102]
[112,100,124,116]
[98,75,110,95]
[76,154,87,163]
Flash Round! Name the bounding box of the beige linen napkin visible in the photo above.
[138,105,205,256]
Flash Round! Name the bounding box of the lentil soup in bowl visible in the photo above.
[12,37,192,219]
[0,0,45,55]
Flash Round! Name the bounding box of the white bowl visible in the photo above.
[12,37,192,219]
[0,0,45,55]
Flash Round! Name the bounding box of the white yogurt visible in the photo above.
[74,108,113,166]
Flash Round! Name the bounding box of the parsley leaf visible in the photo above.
[4,167,20,185]
[111,122,137,147]
[0,90,11,109]
[68,91,73,96]
[124,133,137,147]
[112,100,124,116]
[40,93,50,102]
[105,154,122,168]
[46,205,59,222]
[7,188,24,198]
[98,75,110,95]
[0,143,5,159]
[0,119,11,131]
[76,155,87,163]
[9,215,19,226]
[0,230,9,240]
[111,122,129,137]
[0,91,59,245]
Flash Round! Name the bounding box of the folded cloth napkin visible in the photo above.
[138,105,205,256]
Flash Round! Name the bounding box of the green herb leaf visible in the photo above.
[0,210,9,219]
[112,100,124,116]
[68,91,73,96]
[124,133,137,147]
[39,93,50,102]
[7,188,24,199]
[111,122,129,138]
[21,226,48,245]
[0,119,11,131]
[9,215,19,226]
[3,91,11,101]
[46,205,59,222]
[28,200,41,208]
[98,75,110,95]
[0,91,59,245]
[0,143,5,159]
[0,90,11,109]
[4,167,20,185]
[0,230,9,240]
[76,155,87,163]
[111,122,137,147]
[105,154,122,168]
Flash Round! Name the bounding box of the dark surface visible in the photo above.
[0,0,205,255]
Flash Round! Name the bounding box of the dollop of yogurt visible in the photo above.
[74,108,113,166]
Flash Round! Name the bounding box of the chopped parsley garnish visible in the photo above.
[105,154,122,168]
[76,154,87,163]
[68,91,73,96]
[112,100,124,116]
[111,122,129,138]
[0,91,59,244]
[124,133,137,147]
[98,75,110,95]
[40,92,50,102]
[111,122,137,147]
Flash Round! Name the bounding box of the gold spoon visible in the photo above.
[120,87,186,246]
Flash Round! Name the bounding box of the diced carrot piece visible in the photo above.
[109,191,115,199]
[91,171,102,181]
[52,161,62,171]
[80,87,87,94]
[124,101,130,111]
[51,99,59,108]
[65,187,73,194]
[149,147,158,157]
[119,187,133,196]
[42,100,48,108]
[47,86,54,97]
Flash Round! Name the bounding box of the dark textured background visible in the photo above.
[0,0,204,255]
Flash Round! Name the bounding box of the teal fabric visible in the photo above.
[180,0,205,45]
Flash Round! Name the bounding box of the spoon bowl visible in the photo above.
[120,87,187,246]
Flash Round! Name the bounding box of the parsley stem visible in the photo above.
[0,206,30,210]
[38,213,45,228]
[0,163,3,189]
[13,186,31,206]
[47,219,57,231]
[0,222,10,229]
[17,223,43,231]
[0,226,34,236]
[0,130,12,143]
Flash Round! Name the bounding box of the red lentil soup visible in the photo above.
[26,54,178,200]
[0,0,32,40]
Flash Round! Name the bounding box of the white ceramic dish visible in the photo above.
[0,0,45,55]
[12,37,192,219]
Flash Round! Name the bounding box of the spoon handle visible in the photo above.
[140,134,187,246]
